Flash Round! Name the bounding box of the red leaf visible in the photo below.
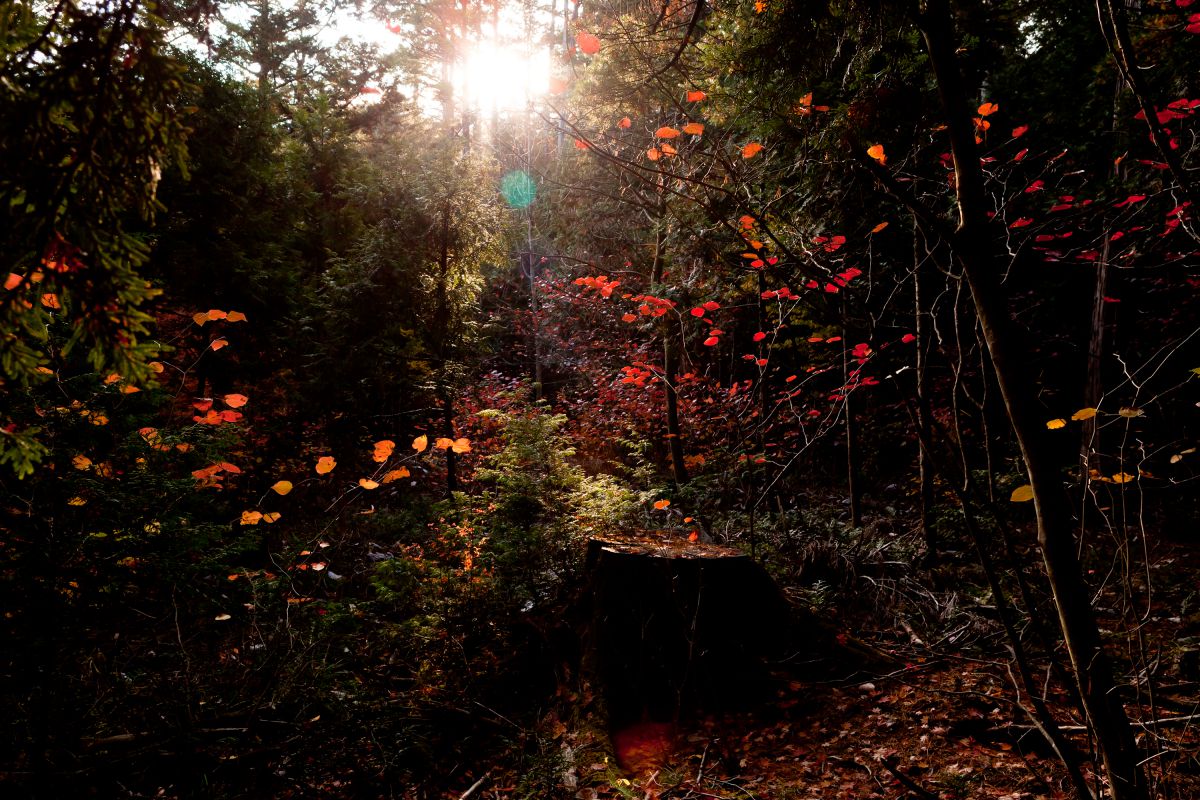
[1012,125,1028,138]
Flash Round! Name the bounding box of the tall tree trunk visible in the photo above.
[650,216,687,484]
[842,299,861,528]
[916,3,1145,797]
[914,222,937,555]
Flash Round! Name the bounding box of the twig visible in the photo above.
[881,757,940,800]
[458,769,492,800]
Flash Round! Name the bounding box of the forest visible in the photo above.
[1,0,1198,798]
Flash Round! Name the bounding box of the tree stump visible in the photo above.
[586,533,793,727]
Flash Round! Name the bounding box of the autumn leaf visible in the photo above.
[210,338,229,351]
[224,393,248,408]
[1071,407,1098,421]
[241,510,263,525]
[1118,406,1143,418]
[359,478,380,490]
[1012,125,1029,138]
[681,122,704,135]
[4,273,22,290]
[653,499,671,510]
[867,144,887,165]
[262,512,281,523]
[372,439,395,462]
[192,311,209,326]
[870,221,889,234]
[659,142,677,156]
[686,90,706,102]
[214,613,232,621]
[617,116,632,129]
[382,467,410,483]
[978,101,999,116]
[703,336,719,346]
[41,293,60,309]
[549,76,567,94]
[72,454,92,470]
[206,309,227,321]
[1046,418,1067,430]
[655,126,680,139]
[1111,472,1136,484]
[574,138,589,150]
[576,31,601,55]
[315,456,336,474]
[271,480,293,495]
[739,215,755,229]
[451,437,471,454]
[741,142,764,159]
[225,310,247,322]
[646,147,661,161]
[1010,485,1034,502]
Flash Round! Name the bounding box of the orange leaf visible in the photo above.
[40,293,60,309]
[434,437,454,450]
[192,311,209,326]
[241,510,263,525]
[210,338,229,351]
[382,467,411,483]
[451,437,471,454]
[271,480,293,495]
[1010,485,1034,502]
[870,222,889,234]
[4,273,22,290]
[225,310,247,323]
[617,116,632,129]
[646,147,661,161]
[867,143,887,165]
[655,126,680,139]
[659,142,677,156]
[359,478,380,490]
[681,122,704,135]
[224,393,248,408]
[1046,418,1067,430]
[262,512,281,523]
[373,439,395,462]
[576,31,601,54]
[412,435,428,453]
[315,456,336,474]
[741,142,764,158]
[653,499,671,510]
[739,215,756,230]
[574,138,589,150]
[206,309,227,320]
[549,76,568,94]
[148,361,164,373]
[977,101,999,116]
[72,454,92,470]
[686,90,707,102]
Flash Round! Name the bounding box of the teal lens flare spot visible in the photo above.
[500,170,537,209]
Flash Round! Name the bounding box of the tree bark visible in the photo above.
[916,3,1145,797]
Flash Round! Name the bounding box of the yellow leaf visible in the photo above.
[1111,472,1135,484]
[741,142,764,158]
[271,480,293,495]
[240,510,263,525]
[655,126,680,139]
[867,143,887,165]
[382,467,411,483]
[315,456,336,474]
[68,496,87,506]
[1071,407,1098,421]
[72,454,92,470]
[359,478,379,490]
[412,435,428,453]
[1046,418,1067,430]
[451,437,471,454]
[681,122,704,135]
[1118,406,1143,418]
[653,498,671,510]
[1010,485,1034,502]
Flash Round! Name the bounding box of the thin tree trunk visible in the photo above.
[914,222,936,554]
[916,3,1145,797]
[650,221,687,484]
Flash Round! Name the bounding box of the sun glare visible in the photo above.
[458,42,551,114]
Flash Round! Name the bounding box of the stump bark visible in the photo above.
[586,533,792,727]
